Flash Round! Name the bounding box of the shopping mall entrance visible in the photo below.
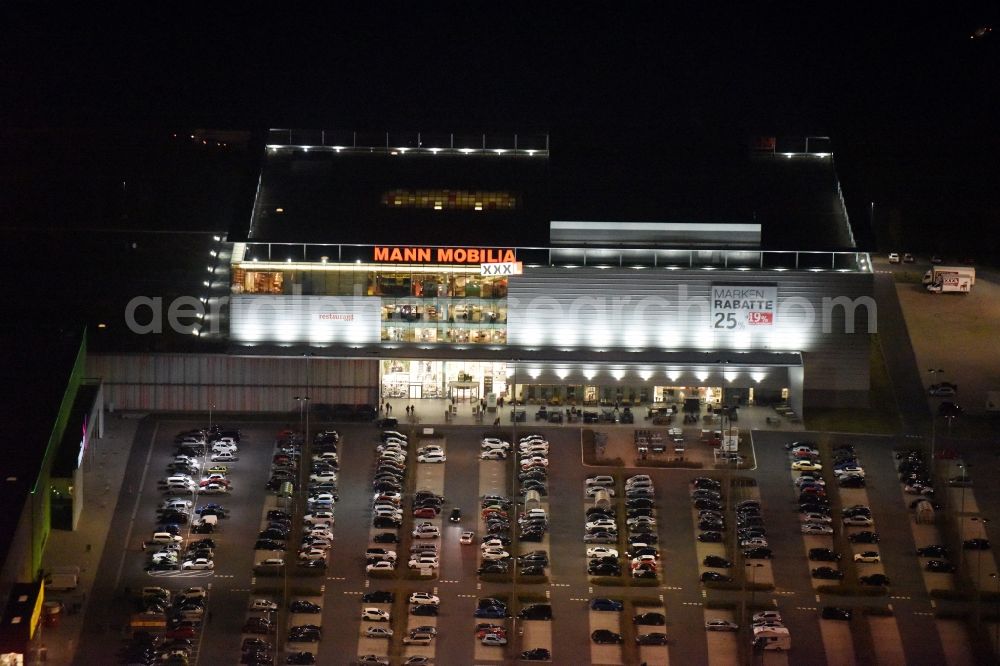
[381,360,509,402]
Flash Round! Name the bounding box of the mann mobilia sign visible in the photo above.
[372,246,522,275]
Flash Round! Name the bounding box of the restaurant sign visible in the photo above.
[373,246,516,265]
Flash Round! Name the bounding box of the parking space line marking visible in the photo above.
[701,590,707,598]
[815,594,820,602]
[930,600,937,608]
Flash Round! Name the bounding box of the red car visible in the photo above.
[165,626,196,640]
[477,627,507,639]
[412,507,439,518]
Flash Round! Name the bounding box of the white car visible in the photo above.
[480,450,507,460]
[210,451,238,462]
[842,515,873,527]
[481,548,510,561]
[417,452,446,463]
[481,538,508,549]
[481,438,511,450]
[888,252,900,264]
[310,472,338,483]
[304,511,335,525]
[160,499,193,510]
[181,558,214,570]
[705,619,738,632]
[519,456,548,467]
[313,451,339,463]
[586,485,615,497]
[309,493,337,506]
[519,444,549,455]
[366,561,396,574]
[799,512,832,524]
[211,442,238,453]
[298,548,328,561]
[854,551,881,563]
[412,524,440,539]
[460,531,476,545]
[586,519,617,531]
[200,483,229,495]
[362,607,390,621]
[408,592,440,606]
[834,466,865,478]
[379,451,406,462]
[587,547,619,559]
[306,528,334,541]
[408,557,440,569]
[150,532,184,545]
[417,445,443,455]
[586,474,615,487]
[177,586,207,600]
[373,491,402,503]
[250,599,278,611]
[795,476,825,487]
[801,523,834,535]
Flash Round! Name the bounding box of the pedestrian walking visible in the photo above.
[386,402,392,415]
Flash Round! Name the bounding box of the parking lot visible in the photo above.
[54,415,995,665]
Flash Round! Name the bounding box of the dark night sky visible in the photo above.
[1,4,997,250]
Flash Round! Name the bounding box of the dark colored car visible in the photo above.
[628,533,658,545]
[964,538,991,550]
[860,574,891,586]
[812,567,844,580]
[372,532,398,544]
[290,600,322,613]
[520,648,552,661]
[700,571,732,583]
[694,499,723,512]
[633,612,666,625]
[698,531,723,543]
[743,547,773,559]
[448,507,462,522]
[362,591,394,603]
[698,520,724,532]
[254,540,285,551]
[703,555,732,568]
[821,606,852,620]
[478,563,508,575]
[373,516,402,529]
[259,528,288,541]
[848,531,879,543]
[590,598,624,612]
[411,604,439,616]
[588,563,622,576]
[286,652,316,665]
[636,633,668,645]
[474,606,508,619]
[926,560,958,573]
[591,629,624,644]
[520,529,545,542]
[809,548,841,561]
[518,604,553,620]
[917,545,949,557]
[627,497,655,509]
[838,475,866,488]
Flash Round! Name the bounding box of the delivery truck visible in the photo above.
[922,266,975,286]
[926,274,972,293]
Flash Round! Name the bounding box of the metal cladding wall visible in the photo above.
[229,295,381,345]
[508,267,874,405]
[87,354,379,412]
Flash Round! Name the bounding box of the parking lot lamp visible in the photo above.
[972,517,991,626]
[927,368,944,468]
[990,573,1000,653]
[208,403,215,432]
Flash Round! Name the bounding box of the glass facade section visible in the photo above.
[232,265,507,345]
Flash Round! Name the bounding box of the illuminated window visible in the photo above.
[381,189,518,210]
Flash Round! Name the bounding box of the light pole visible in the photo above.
[928,369,944,467]
[208,402,215,431]
[972,517,991,627]
[293,397,309,434]
[990,573,1000,654]
[958,464,969,517]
